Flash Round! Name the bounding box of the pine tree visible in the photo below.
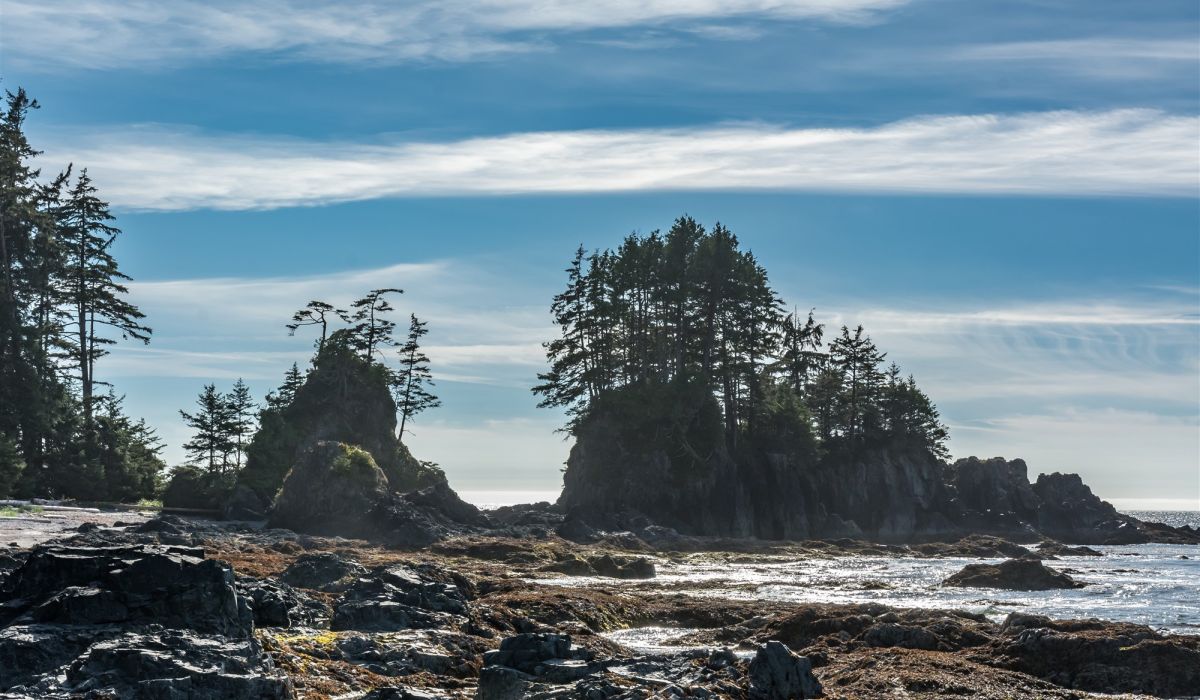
[265,363,305,411]
[226,378,256,469]
[395,314,440,440]
[287,300,342,355]
[342,288,402,363]
[59,169,150,428]
[180,384,234,474]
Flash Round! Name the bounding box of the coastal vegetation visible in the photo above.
[0,88,164,501]
[534,217,948,462]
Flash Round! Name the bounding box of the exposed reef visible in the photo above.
[2,516,1196,699]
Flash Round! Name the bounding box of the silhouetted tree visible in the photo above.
[287,300,342,355]
[180,384,234,474]
[395,314,440,440]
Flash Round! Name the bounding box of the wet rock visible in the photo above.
[363,687,450,700]
[482,633,573,673]
[236,576,325,628]
[541,554,656,579]
[280,552,366,592]
[911,535,1029,558]
[993,613,1200,697]
[332,563,468,632]
[63,629,292,699]
[1036,541,1103,557]
[1,543,252,635]
[224,484,269,521]
[943,558,1085,591]
[748,641,822,699]
[861,622,940,650]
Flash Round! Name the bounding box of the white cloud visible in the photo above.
[41,109,1200,212]
[953,38,1199,80]
[1,0,909,70]
[958,37,1197,63]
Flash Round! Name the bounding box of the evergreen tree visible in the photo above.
[343,288,403,363]
[179,384,234,474]
[286,300,342,355]
[264,363,305,411]
[395,314,440,440]
[59,169,151,428]
[226,378,256,469]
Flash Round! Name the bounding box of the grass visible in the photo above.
[135,498,163,509]
[0,504,44,517]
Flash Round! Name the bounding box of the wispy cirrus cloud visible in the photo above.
[1,0,910,70]
[953,37,1199,80]
[42,109,1200,212]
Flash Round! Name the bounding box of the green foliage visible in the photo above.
[535,216,950,460]
[162,465,235,511]
[587,379,724,478]
[0,87,158,503]
[0,433,24,498]
[395,313,440,441]
[329,444,380,484]
[239,333,444,503]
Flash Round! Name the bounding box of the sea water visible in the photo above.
[542,512,1200,650]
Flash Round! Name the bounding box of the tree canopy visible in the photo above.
[534,216,948,459]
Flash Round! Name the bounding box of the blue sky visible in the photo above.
[2,0,1197,507]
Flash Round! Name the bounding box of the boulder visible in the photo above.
[994,613,1200,697]
[224,484,269,521]
[281,552,366,592]
[1,543,251,636]
[269,441,390,539]
[332,564,468,632]
[943,558,1084,591]
[540,554,656,579]
[1036,541,1103,557]
[748,640,823,699]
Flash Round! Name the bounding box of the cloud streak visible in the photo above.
[2,0,909,70]
[44,109,1200,211]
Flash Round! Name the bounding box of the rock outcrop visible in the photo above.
[268,441,487,547]
[942,558,1085,591]
[0,542,291,698]
[559,406,1197,544]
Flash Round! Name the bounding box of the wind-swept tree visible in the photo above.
[343,288,403,363]
[394,314,440,440]
[287,300,342,355]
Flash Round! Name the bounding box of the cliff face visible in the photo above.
[560,413,1189,544]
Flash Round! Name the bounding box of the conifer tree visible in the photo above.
[287,300,342,355]
[226,378,256,469]
[343,288,403,363]
[59,169,151,427]
[180,384,234,474]
[395,314,440,440]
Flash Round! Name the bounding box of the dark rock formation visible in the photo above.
[268,441,486,547]
[0,541,290,698]
[943,558,1085,591]
[331,563,469,632]
[748,640,822,699]
[281,552,366,591]
[269,441,391,537]
[541,554,655,579]
[239,343,444,505]
[992,613,1200,698]
[559,404,1197,544]
[1036,541,1103,557]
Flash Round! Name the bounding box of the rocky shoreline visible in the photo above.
[1,514,1197,699]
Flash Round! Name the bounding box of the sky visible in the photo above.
[2,0,1198,509]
